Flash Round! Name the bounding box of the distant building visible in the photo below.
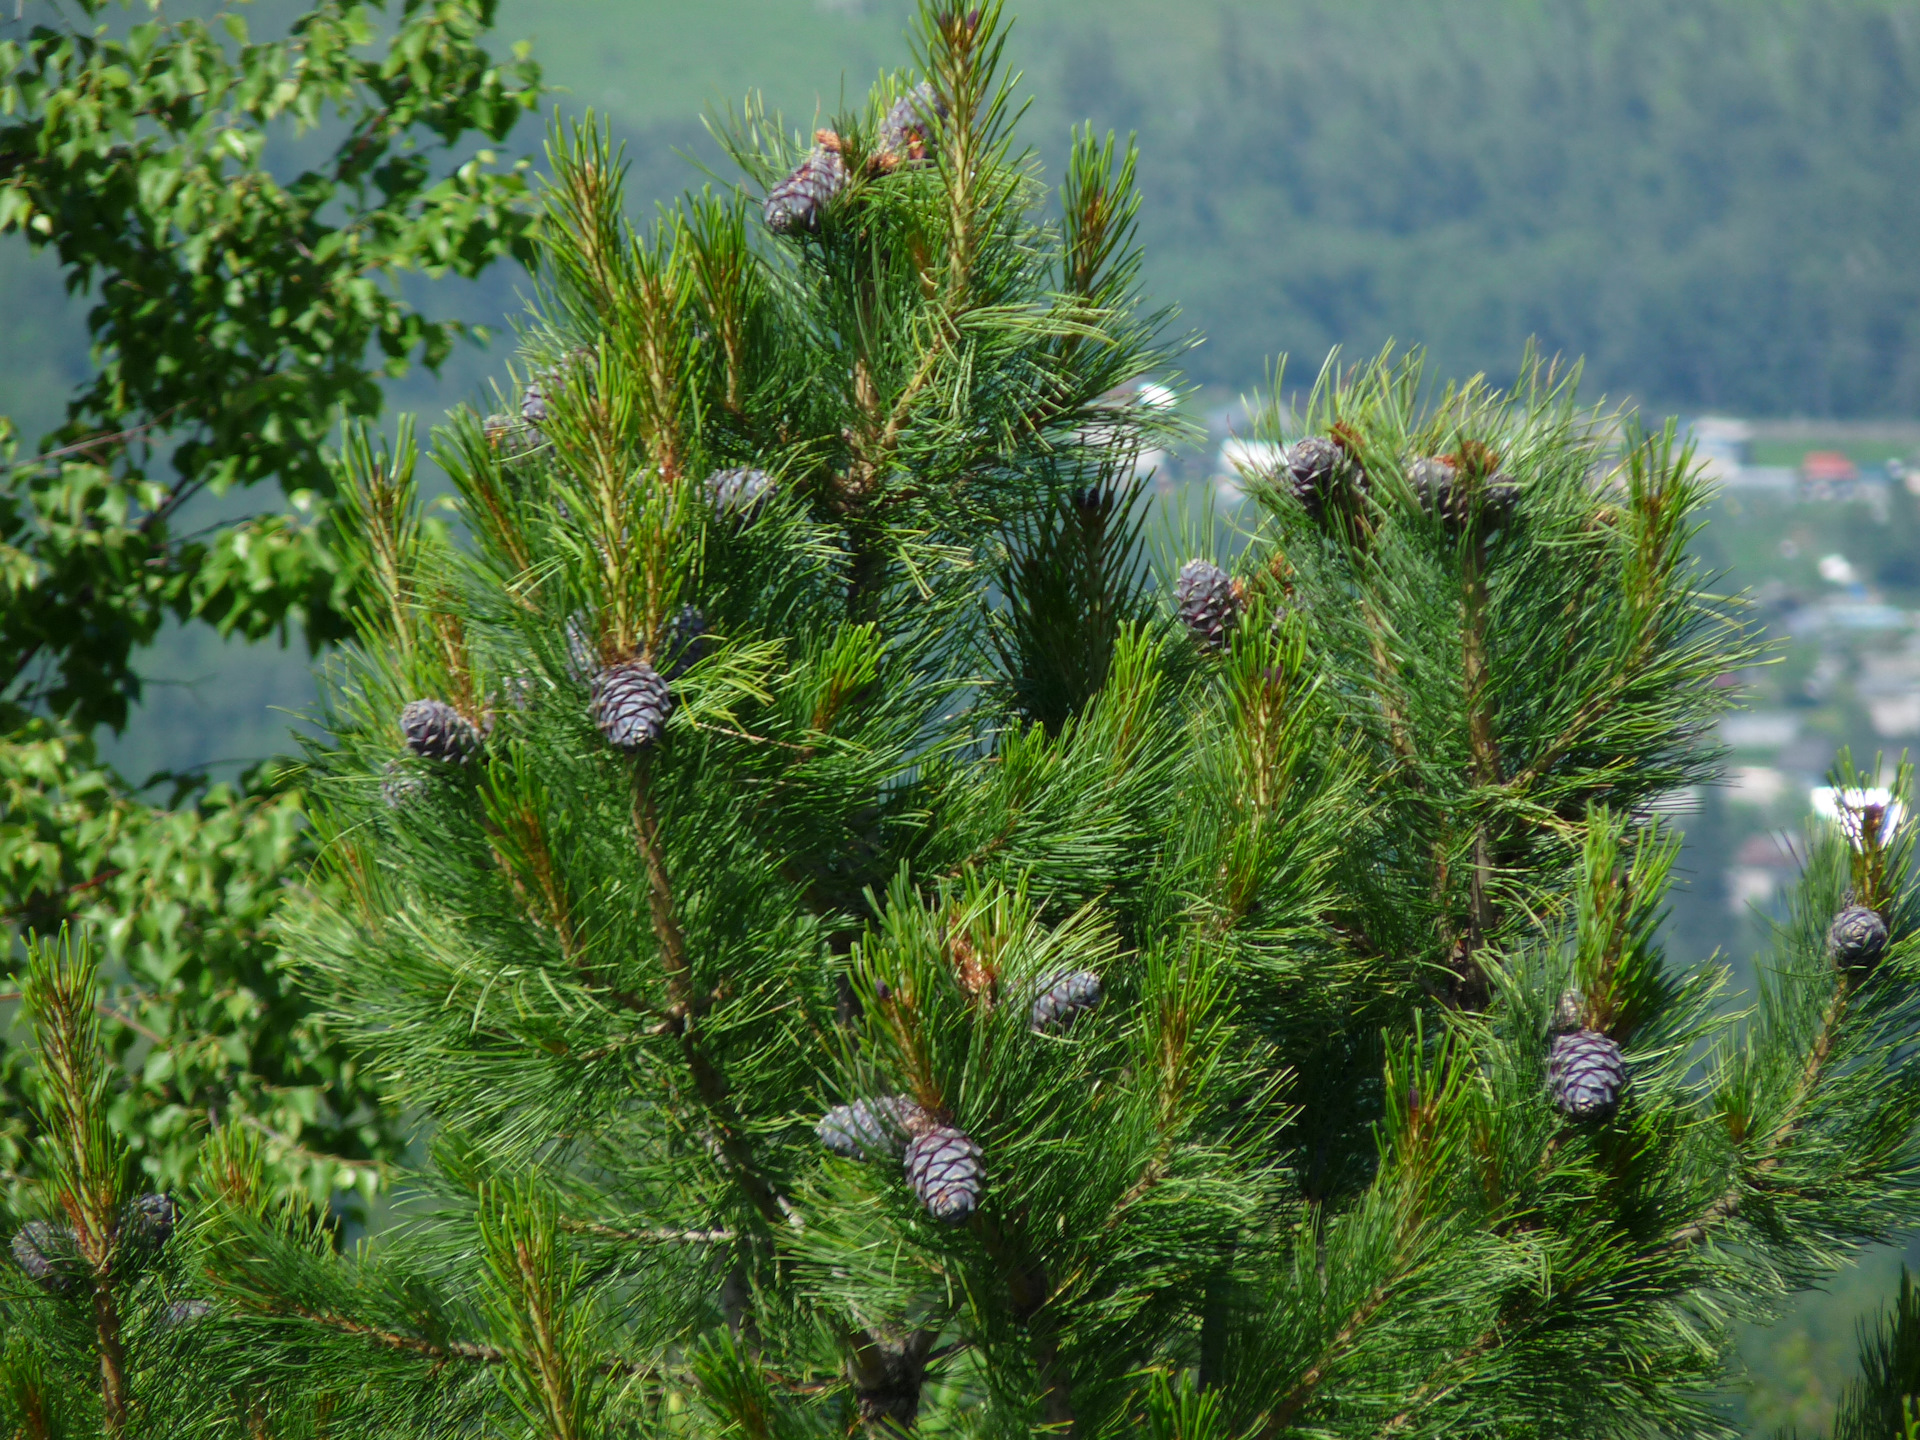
[1800,450,1861,500]
[1685,417,1752,482]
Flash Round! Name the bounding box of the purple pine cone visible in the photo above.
[400,700,482,765]
[521,377,548,426]
[162,1298,213,1329]
[764,147,849,234]
[1829,904,1890,971]
[590,661,672,750]
[1547,1028,1627,1120]
[1287,436,1364,517]
[705,467,775,518]
[879,81,946,161]
[904,1123,984,1222]
[565,612,599,684]
[664,605,711,680]
[11,1220,81,1293]
[1407,456,1458,521]
[1408,456,1518,528]
[122,1192,178,1253]
[817,1095,925,1161]
[381,761,427,810]
[1030,969,1103,1031]
[1175,559,1240,653]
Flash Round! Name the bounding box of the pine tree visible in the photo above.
[12,5,1920,1436]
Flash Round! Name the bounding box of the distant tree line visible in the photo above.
[1042,0,1920,418]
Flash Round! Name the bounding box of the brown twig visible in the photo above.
[2,868,125,919]
[292,1306,510,1365]
[1377,1323,1503,1435]
[1667,977,1852,1250]
[2,410,182,474]
[95,1284,130,1438]
[1261,1282,1395,1437]
[563,1218,736,1245]
[629,761,786,1229]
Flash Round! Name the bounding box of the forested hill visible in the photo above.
[4,0,1919,437]
[1047,0,1920,416]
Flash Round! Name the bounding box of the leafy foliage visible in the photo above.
[0,0,540,728]
[0,0,543,1220]
[0,720,392,1211]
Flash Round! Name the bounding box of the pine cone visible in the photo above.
[764,147,849,234]
[1030,969,1102,1031]
[705,466,775,518]
[121,1192,178,1254]
[1068,485,1116,521]
[1407,456,1459,522]
[496,674,536,714]
[381,760,427,810]
[162,1298,213,1329]
[566,612,599,684]
[590,661,672,750]
[400,700,482,764]
[1288,435,1365,517]
[664,605,711,679]
[904,1123,984,1222]
[878,81,945,163]
[1547,1028,1627,1119]
[1828,904,1890,971]
[817,1095,924,1160]
[521,377,548,426]
[1175,559,1240,652]
[1484,471,1520,524]
[11,1220,81,1293]
[1409,456,1519,529]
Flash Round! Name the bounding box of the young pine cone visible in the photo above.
[817,1095,925,1161]
[520,377,548,427]
[400,700,482,765]
[162,1299,214,1329]
[705,466,775,519]
[764,147,849,234]
[590,661,672,751]
[121,1192,178,1254]
[11,1220,82,1293]
[1287,435,1366,517]
[1547,1028,1627,1120]
[904,1123,984,1222]
[663,605,711,680]
[381,760,427,810]
[1030,969,1103,1031]
[878,81,946,163]
[1408,456,1518,529]
[1828,904,1890,972]
[1175,559,1241,653]
[565,611,599,685]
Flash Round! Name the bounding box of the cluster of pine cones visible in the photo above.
[1173,433,1523,655]
[818,1094,985,1222]
[817,968,1102,1222]
[1545,898,1896,1122]
[388,464,780,793]
[764,83,948,235]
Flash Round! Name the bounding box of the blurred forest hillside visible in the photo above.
[4,2,1920,1431]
